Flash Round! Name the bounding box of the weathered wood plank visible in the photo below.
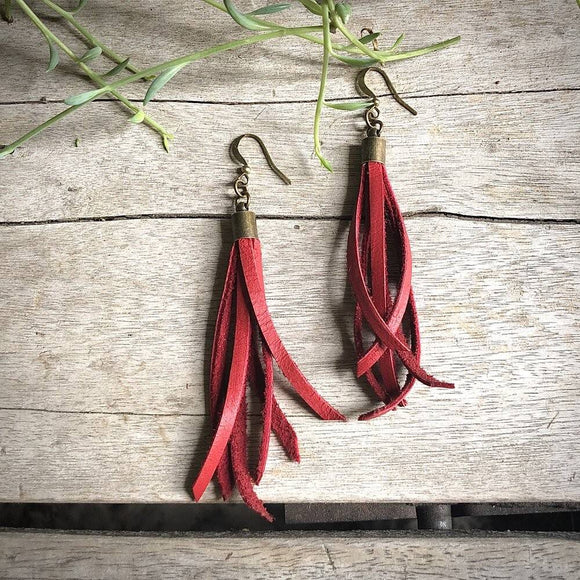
[2,407,579,503]
[0,218,578,502]
[1,0,578,105]
[1,530,579,579]
[1,91,579,221]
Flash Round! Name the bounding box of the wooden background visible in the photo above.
[1,530,579,579]
[0,0,579,506]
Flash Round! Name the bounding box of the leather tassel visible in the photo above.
[347,139,454,421]
[194,210,345,521]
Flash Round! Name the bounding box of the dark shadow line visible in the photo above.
[1,87,579,108]
[0,211,579,228]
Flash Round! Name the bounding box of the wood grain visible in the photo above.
[0,0,579,507]
[0,218,578,502]
[1,91,579,221]
[1,0,578,105]
[1,530,579,579]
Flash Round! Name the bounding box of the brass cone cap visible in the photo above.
[232,210,258,240]
[361,136,386,164]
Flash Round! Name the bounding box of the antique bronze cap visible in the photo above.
[361,136,386,164]
[232,209,258,240]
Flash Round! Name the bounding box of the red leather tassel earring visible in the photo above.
[193,134,345,521]
[347,68,454,421]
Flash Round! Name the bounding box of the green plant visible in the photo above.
[0,0,460,168]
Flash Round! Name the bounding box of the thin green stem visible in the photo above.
[341,32,401,56]
[2,24,319,156]
[331,35,461,67]
[199,0,360,54]
[68,26,325,104]
[334,18,386,61]
[313,2,332,171]
[0,106,80,158]
[39,0,142,76]
[201,0,227,11]
[209,0,458,61]
[333,16,459,65]
[13,0,170,140]
[376,35,461,62]
[3,0,461,163]
[2,0,13,22]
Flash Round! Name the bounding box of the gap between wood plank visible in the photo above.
[1,211,579,228]
[1,86,578,107]
[0,528,577,540]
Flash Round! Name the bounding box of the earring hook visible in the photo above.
[230,134,291,185]
[356,67,417,117]
[230,134,291,211]
[229,134,290,211]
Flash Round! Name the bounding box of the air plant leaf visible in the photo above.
[250,3,291,15]
[129,109,145,123]
[324,100,372,111]
[143,64,185,106]
[335,2,352,25]
[297,0,322,15]
[102,57,130,77]
[389,33,404,51]
[316,151,333,172]
[358,32,381,46]
[64,87,103,106]
[68,0,89,15]
[47,41,59,71]
[162,134,173,153]
[224,0,270,31]
[78,46,102,63]
[2,0,460,162]
[341,32,381,54]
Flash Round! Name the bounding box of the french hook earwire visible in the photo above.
[229,134,291,211]
[356,67,418,137]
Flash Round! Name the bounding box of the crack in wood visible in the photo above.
[0,211,578,228]
[0,87,578,108]
[0,406,305,419]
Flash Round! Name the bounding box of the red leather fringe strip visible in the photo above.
[194,237,345,520]
[347,161,454,421]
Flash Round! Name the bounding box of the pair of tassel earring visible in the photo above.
[193,68,453,521]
